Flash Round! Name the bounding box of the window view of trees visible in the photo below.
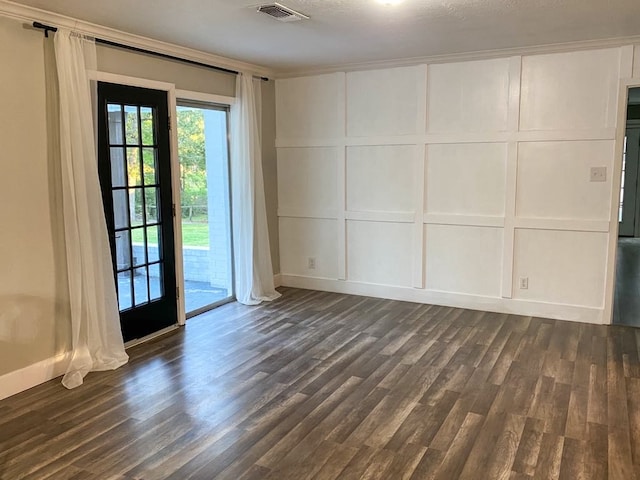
[126,107,209,246]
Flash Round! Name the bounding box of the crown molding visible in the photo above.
[0,0,274,79]
[274,35,640,79]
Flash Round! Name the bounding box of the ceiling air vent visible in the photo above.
[257,3,309,22]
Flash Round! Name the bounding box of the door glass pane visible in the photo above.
[130,188,144,227]
[115,230,131,270]
[149,263,162,301]
[143,148,157,185]
[118,270,133,310]
[125,105,139,145]
[107,104,123,145]
[134,266,149,305]
[177,104,233,314]
[147,225,160,262]
[127,148,142,187]
[131,227,146,266]
[145,187,158,224]
[113,190,129,229]
[111,147,126,187]
[141,107,155,146]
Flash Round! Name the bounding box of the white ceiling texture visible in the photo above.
[9,0,640,74]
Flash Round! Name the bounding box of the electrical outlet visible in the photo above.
[590,166,606,182]
[519,277,529,290]
[307,257,316,270]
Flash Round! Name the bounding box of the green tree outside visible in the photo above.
[126,106,209,247]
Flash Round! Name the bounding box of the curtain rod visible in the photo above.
[32,22,269,81]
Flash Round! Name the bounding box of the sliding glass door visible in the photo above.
[176,102,234,316]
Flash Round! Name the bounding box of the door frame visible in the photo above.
[605,78,640,325]
[90,70,187,326]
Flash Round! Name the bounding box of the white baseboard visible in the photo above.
[0,352,70,401]
[279,274,605,325]
[273,273,283,288]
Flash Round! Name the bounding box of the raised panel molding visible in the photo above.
[275,129,616,148]
[516,140,614,221]
[514,218,610,233]
[427,58,511,133]
[347,66,422,137]
[520,48,621,131]
[346,145,417,213]
[423,214,505,228]
[276,46,626,323]
[276,73,345,139]
[425,143,507,217]
[425,224,503,297]
[346,211,415,223]
[277,208,338,220]
[513,229,608,308]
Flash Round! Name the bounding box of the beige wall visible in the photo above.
[0,16,70,376]
[96,44,236,97]
[0,15,280,381]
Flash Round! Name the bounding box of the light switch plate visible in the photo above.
[590,166,607,182]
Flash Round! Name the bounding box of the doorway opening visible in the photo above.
[176,101,234,317]
[614,87,640,326]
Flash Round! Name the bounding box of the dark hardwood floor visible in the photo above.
[615,237,640,327]
[1,287,640,479]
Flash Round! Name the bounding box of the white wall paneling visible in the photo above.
[276,72,345,141]
[514,218,609,233]
[346,221,413,287]
[276,46,630,324]
[427,58,511,133]
[277,147,339,218]
[423,214,504,228]
[520,48,621,131]
[279,217,338,279]
[620,45,634,80]
[346,145,417,214]
[337,146,347,280]
[516,141,614,220]
[425,143,508,216]
[347,66,423,137]
[513,229,608,308]
[501,57,522,299]
[413,143,426,288]
[425,225,503,297]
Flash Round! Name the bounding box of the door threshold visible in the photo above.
[186,296,235,319]
[124,324,181,349]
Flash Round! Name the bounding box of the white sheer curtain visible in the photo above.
[54,29,128,389]
[231,74,281,305]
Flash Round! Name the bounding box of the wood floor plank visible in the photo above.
[512,417,546,476]
[0,287,638,480]
[432,412,485,479]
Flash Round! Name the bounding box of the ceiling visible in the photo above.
[10,0,640,73]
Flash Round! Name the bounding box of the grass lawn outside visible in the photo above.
[131,222,209,247]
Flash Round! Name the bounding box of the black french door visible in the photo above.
[97,82,177,342]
